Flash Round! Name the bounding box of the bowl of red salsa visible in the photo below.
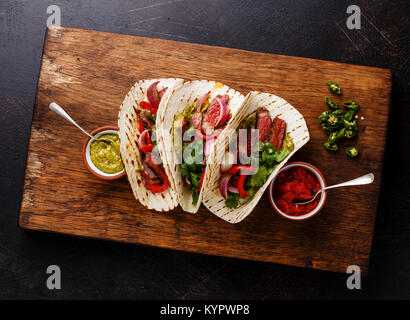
[269,162,327,220]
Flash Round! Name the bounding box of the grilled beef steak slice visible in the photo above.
[190,112,202,130]
[269,117,286,151]
[145,152,166,182]
[256,108,271,142]
[138,111,154,130]
[202,94,229,135]
[202,121,215,136]
[142,157,161,185]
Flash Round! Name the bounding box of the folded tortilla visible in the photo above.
[118,78,184,211]
[156,80,245,213]
[202,91,310,223]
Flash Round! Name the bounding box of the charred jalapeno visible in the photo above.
[328,128,345,143]
[325,97,339,110]
[318,110,330,123]
[318,82,362,155]
[326,81,341,95]
[343,120,357,138]
[328,132,338,143]
[331,109,343,116]
[343,101,360,111]
[323,141,338,151]
[344,110,355,121]
[326,111,343,129]
[345,146,359,158]
[344,129,357,139]
[336,127,346,139]
[321,123,332,134]
[343,119,357,130]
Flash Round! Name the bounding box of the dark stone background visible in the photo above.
[0,0,409,299]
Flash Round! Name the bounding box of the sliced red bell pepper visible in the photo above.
[195,127,225,141]
[149,107,158,115]
[237,174,249,198]
[146,131,152,145]
[199,168,206,191]
[227,165,257,176]
[140,101,153,111]
[138,117,144,132]
[141,144,154,153]
[146,175,170,193]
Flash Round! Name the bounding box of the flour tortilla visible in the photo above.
[118,78,184,211]
[202,91,310,223]
[156,80,245,213]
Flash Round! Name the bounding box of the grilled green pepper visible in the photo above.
[343,101,360,111]
[346,146,359,158]
[323,141,338,151]
[326,81,341,95]
[325,97,339,110]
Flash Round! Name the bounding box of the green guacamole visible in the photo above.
[90,134,123,174]
[282,133,295,153]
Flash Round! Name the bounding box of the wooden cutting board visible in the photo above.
[19,27,391,274]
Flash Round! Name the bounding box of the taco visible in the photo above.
[118,78,184,211]
[156,80,245,213]
[202,91,309,223]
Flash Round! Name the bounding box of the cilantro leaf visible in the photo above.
[192,189,199,205]
[225,192,240,209]
[146,113,156,123]
[246,187,255,199]
[180,163,191,179]
[190,171,201,188]
[249,165,269,189]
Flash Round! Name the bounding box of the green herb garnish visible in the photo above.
[226,192,241,209]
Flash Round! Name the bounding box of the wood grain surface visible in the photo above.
[19,26,391,274]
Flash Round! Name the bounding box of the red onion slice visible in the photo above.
[137,129,150,150]
[220,151,236,173]
[147,81,160,109]
[219,174,232,199]
[142,160,157,181]
[228,185,239,194]
[204,138,216,156]
[158,87,167,99]
[215,97,229,127]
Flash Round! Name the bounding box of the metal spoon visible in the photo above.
[293,173,374,205]
[49,102,112,144]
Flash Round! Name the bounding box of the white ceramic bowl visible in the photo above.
[269,162,327,221]
[82,126,125,180]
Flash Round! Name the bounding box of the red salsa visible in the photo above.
[272,166,321,216]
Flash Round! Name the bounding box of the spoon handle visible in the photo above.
[49,102,94,140]
[323,173,374,192]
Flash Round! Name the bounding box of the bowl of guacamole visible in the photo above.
[82,126,125,180]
